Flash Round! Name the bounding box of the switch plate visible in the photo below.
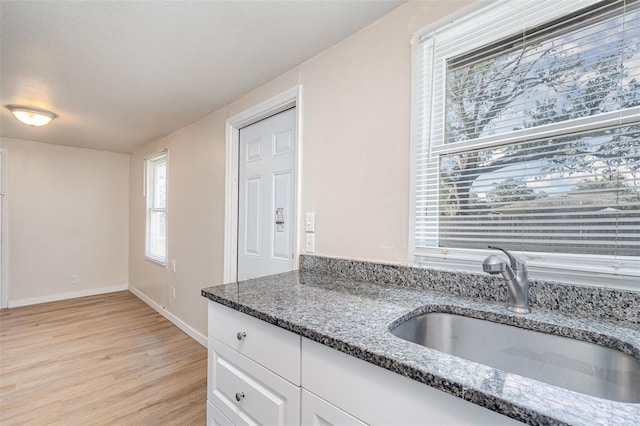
[305,212,315,232]
[171,259,177,273]
[305,233,315,253]
[172,286,176,299]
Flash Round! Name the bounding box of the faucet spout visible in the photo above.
[483,246,530,314]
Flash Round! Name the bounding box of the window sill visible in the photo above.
[414,247,639,291]
[145,256,167,267]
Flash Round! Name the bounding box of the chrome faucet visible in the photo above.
[482,246,530,314]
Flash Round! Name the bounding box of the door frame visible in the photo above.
[223,86,302,283]
[0,149,8,308]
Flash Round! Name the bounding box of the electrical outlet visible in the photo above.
[71,274,79,285]
[172,286,176,299]
[305,234,315,253]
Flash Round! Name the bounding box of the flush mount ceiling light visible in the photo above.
[5,105,57,127]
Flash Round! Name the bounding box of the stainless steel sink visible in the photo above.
[390,312,640,403]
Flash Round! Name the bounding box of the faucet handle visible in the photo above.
[487,246,525,270]
[483,254,509,274]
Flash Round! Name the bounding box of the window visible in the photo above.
[145,151,167,265]
[412,0,639,284]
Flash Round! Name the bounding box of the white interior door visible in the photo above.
[238,108,296,281]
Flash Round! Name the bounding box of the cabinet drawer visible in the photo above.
[209,337,301,426]
[208,301,300,384]
[302,390,367,426]
[207,401,233,426]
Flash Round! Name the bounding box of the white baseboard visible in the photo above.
[128,286,208,348]
[8,284,129,308]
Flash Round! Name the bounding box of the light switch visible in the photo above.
[305,212,315,232]
[305,233,315,253]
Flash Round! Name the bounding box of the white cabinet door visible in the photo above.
[209,338,300,426]
[238,107,296,280]
[302,390,367,426]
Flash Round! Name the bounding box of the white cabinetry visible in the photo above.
[208,302,300,384]
[207,301,522,426]
[207,401,232,426]
[207,302,301,426]
[301,390,367,426]
[301,338,522,426]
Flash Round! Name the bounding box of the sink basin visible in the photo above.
[390,312,640,403]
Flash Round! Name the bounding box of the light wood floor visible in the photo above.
[0,291,207,425]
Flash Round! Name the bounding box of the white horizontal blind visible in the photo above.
[413,0,640,277]
[438,124,640,255]
[145,151,167,264]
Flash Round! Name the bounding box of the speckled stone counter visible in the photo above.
[201,260,640,425]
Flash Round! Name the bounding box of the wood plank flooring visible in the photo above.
[0,291,207,425]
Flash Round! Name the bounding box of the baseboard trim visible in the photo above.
[128,286,208,348]
[8,284,130,308]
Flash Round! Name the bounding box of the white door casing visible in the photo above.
[0,149,7,309]
[223,86,301,284]
[0,150,2,309]
[238,108,296,280]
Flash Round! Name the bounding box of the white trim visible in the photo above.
[8,284,129,308]
[410,0,496,47]
[223,119,239,284]
[128,286,207,348]
[412,0,602,55]
[410,0,640,290]
[143,148,168,198]
[432,108,640,156]
[144,149,169,266]
[224,86,301,284]
[144,149,168,159]
[408,32,421,269]
[144,256,169,267]
[0,149,8,309]
[415,247,639,290]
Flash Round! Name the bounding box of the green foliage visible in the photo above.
[486,177,543,207]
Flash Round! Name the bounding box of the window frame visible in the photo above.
[144,150,168,266]
[409,0,640,289]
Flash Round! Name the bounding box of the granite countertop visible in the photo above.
[201,270,640,426]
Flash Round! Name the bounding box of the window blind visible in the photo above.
[413,0,640,278]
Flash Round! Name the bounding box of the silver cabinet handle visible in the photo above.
[235,392,245,401]
[236,331,247,341]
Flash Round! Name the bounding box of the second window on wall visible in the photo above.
[145,151,168,265]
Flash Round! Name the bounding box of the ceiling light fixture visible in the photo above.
[5,105,57,127]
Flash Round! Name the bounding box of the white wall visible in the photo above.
[129,1,473,337]
[232,0,474,264]
[0,137,129,306]
[129,109,228,340]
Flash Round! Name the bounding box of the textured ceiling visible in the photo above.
[0,0,405,153]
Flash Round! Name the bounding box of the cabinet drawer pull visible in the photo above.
[236,331,247,341]
[235,392,245,401]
